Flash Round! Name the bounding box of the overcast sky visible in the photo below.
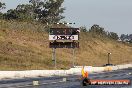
[1,0,132,35]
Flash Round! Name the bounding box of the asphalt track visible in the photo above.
[0,68,132,88]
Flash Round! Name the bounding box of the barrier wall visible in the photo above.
[0,64,132,79]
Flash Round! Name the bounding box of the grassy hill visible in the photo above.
[0,20,132,70]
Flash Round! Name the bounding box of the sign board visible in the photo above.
[49,28,80,35]
[49,42,79,48]
[49,35,79,40]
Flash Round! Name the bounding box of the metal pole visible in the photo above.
[108,53,110,64]
[72,48,75,67]
[54,48,56,68]
[108,53,111,65]
[52,48,56,68]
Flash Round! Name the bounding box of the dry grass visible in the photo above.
[0,20,132,70]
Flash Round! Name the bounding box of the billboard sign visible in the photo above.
[49,42,79,48]
[49,35,78,40]
[49,28,80,35]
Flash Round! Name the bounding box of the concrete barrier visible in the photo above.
[0,63,132,79]
[116,64,132,69]
[111,66,118,70]
[110,64,132,71]
[104,66,112,71]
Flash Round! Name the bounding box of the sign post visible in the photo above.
[49,28,80,68]
[52,48,56,68]
[72,48,75,67]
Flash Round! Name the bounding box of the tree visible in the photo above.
[80,26,87,32]
[89,24,107,36]
[129,34,132,38]
[120,34,132,43]
[0,2,6,19]
[0,2,5,11]
[16,4,34,21]
[4,4,34,21]
[108,32,119,40]
[3,9,18,20]
[120,34,127,41]
[29,0,65,23]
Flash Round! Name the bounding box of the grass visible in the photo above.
[0,20,132,70]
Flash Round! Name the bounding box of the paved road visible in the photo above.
[0,68,132,88]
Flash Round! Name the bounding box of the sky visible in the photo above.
[1,0,132,35]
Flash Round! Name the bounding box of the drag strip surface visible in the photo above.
[0,68,132,88]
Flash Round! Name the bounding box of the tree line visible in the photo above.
[120,34,132,43]
[0,0,65,24]
[80,24,119,40]
[80,25,132,43]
